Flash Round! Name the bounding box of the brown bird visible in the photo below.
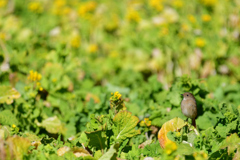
[181,92,197,128]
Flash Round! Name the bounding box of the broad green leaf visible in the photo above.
[158,117,186,148]
[99,143,119,160]
[38,116,66,134]
[197,111,218,130]
[85,130,107,150]
[0,110,18,126]
[0,86,21,104]
[167,91,182,106]
[112,111,140,143]
[176,143,194,155]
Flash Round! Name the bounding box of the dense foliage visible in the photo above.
[0,0,240,159]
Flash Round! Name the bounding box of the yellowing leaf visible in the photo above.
[0,86,21,104]
[220,133,240,155]
[72,147,91,157]
[57,146,70,156]
[158,117,186,148]
[38,116,66,134]
[7,136,31,160]
[113,111,140,143]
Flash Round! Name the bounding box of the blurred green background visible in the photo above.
[1,0,240,159]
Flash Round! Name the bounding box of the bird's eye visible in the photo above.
[187,95,188,96]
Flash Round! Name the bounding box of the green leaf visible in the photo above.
[99,143,119,160]
[176,143,194,155]
[0,110,18,126]
[167,91,182,106]
[196,111,218,130]
[85,130,107,150]
[37,116,66,134]
[0,86,21,104]
[112,111,140,143]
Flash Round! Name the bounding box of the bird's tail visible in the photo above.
[192,118,196,128]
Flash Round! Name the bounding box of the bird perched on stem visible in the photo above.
[181,92,197,128]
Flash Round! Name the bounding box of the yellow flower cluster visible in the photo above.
[52,0,71,15]
[140,118,152,127]
[195,38,205,48]
[0,32,6,40]
[28,70,42,82]
[78,1,97,17]
[70,35,81,48]
[126,9,141,23]
[113,91,122,99]
[173,0,183,8]
[149,0,163,12]
[12,124,16,128]
[0,0,7,8]
[193,151,208,159]
[88,44,98,53]
[28,2,43,13]
[188,15,196,23]
[201,14,211,22]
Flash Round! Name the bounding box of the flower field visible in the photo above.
[0,0,240,159]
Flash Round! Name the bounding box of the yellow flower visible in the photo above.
[88,44,98,53]
[0,32,6,40]
[70,35,81,48]
[54,0,66,7]
[52,78,57,83]
[114,91,122,99]
[0,0,7,8]
[193,151,208,159]
[195,38,205,48]
[149,0,163,12]
[173,0,183,8]
[39,87,43,91]
[28,70,42,82]
[188,15,196,23]
[181,24,190,32]
[140,120,145,126]
[62,7,71,15]
[28,2,43,13]
[12,124,16,128]
[78,1,97,17]
[201,14,211,22]
[175,132,181,137]
[126,9,141,23]
[144,118,152,126]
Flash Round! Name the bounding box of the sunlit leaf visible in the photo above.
[99,143,119,160]
[7,136,31,160]
[38,116,66,134]
[112,111,140,143]
[158,117,186,148]
[220,133,240,155]
[0,86,21,104]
